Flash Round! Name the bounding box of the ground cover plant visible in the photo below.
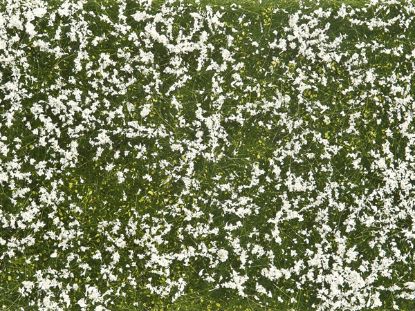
[1,0,415,309]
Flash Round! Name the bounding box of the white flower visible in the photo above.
[132,11,148,22]
[86,285,101,302]
[404,282,415,290]
[77,298,87,308]
[116,171,125,184]
[26,22,36,38]
[217,249,228,262]
[140,104,151,118]
[33,7,47,18]
[19,281,35,296]
[9,15,23,30]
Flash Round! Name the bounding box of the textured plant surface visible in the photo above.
[1,0,415,310]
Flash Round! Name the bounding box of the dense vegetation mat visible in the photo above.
[1,0,415,310]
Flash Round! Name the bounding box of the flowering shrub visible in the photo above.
[1,0,415,309]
